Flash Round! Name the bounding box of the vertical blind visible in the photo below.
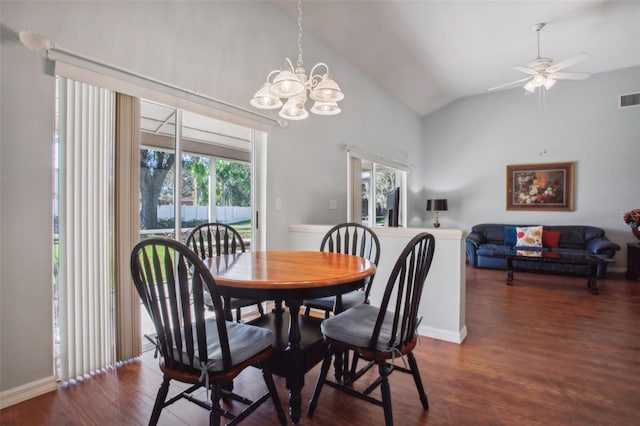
[57,78,115,381]
[114,93,141,361]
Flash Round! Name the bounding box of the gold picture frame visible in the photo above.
[506,162,574,211]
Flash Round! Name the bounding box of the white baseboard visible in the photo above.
[418,325,467,344]
[0,375,57,409]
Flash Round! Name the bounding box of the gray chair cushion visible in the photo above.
[340,290,367,311]
[304,295,334,310]
[321,304,399,352]
[304,290,367,312]
[204,290,260,311]
[174,318,272,372]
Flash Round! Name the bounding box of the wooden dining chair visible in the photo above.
[303,223,381,318]
[302,223,381,384]
[308,232,436,426]
[186,222,265,322]
[130,238,287,426]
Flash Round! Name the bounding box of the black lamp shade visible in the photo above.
[426,199,448,212]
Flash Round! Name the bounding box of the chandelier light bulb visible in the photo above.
[311,101,341,115]
[269,68,305,98]
[250,83,283,110]
[310,75,344,103]
[279,95,309,120]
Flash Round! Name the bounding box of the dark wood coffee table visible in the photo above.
[504,250,610,294]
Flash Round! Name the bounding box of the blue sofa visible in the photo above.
[466,224,620,278]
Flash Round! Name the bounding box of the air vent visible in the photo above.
[619,92,640,108]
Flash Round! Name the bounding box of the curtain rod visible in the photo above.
[18,30,288,129]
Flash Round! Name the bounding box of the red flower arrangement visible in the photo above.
[624,209,640,230]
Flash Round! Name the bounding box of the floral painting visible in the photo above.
[506,162,574,211]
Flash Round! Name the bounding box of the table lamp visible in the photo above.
[426,199,448,228]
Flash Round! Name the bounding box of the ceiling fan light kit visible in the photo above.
[250,0,344,121]
[489,22,591,94]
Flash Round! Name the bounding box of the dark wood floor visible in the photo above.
[2,267,639,425]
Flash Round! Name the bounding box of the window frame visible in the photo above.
[347,149,408,228]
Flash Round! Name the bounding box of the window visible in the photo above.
[348,149,407,227]
[139,100,254,241]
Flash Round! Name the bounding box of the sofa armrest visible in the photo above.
[465,232,486,267]
[586,237,621,257]
[466,231,486,249]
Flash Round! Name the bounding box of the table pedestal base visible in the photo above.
[249,309,327,423]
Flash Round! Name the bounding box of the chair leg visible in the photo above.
[407,352,429,410]
[333,351,344,383]
[149,376,170,426]
[342,351,350,384]
[209,383,222,426]
[378,361,394,426]
[308,353,333,417]
[235,307,242,323]
[346,352,361,384]
[304,306,311,316]
[257,302,265,317]
[261,362,288,426]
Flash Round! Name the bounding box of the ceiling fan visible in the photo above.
[489,23,591,93]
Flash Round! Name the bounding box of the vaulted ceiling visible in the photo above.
[273,0,640,116]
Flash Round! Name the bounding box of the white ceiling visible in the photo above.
[273,0,640,116]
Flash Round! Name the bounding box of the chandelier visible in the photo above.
[250,0,344,121]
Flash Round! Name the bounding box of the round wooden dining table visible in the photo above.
[204,250,376,424]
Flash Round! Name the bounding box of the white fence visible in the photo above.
[157,205,251,224]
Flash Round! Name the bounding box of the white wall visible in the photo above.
[0,1,422,394]
[421,66,640,267]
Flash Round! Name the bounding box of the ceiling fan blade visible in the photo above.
[512,66,537,75]
[553,72,591,80]
[488,77,532,91]
[547,52,590,73]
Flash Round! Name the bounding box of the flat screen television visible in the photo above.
[386,187,400,227]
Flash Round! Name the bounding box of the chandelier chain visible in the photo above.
[297,0,304,68]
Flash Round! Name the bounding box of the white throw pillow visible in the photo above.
[516,226,543,247]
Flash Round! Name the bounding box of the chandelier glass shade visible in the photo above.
[250,0,344,121]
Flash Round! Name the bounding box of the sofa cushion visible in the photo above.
[542,230,562,248]
[477,244,515,256]
[516,226,543,247]
[504,226,517,247]
[557,228,587,249]
[483,225,506,245]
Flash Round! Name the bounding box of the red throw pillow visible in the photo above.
[542,230,561,248]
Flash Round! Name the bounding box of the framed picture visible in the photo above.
[506,162,574,211]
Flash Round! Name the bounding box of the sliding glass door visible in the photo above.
[138,99,258,345]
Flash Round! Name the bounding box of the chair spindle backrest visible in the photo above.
[320,223,381,298]
[131,238,232,371]
[370,232,435,351]
[186,223,246,259]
